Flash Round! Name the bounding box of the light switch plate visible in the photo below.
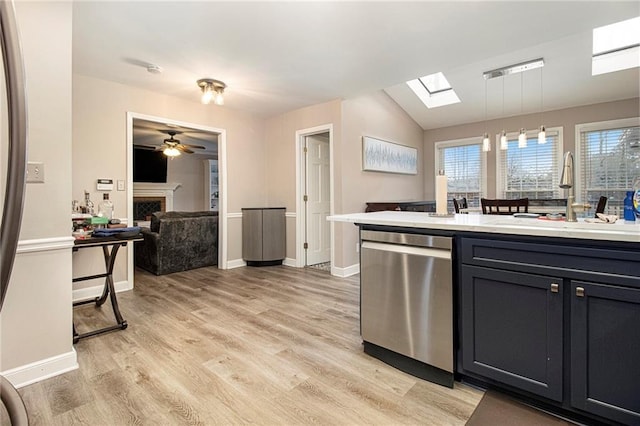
[117,180,125,191]
[26,162,44,183]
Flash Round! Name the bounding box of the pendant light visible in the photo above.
[482,79,491,152]
[500,77,507,150]
[538,67,547,144]
[518,73,527,148]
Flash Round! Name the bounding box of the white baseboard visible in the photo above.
[331,263,360,277]
[283,257,297,267]
[72,280,131,303]
[226,258,247,269]
[2,349,78,388]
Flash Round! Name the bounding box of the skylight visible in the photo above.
[592,16,640,76]
[407,72,461,108]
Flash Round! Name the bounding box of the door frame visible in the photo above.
[126,112,230,281]
[295,124,334,269]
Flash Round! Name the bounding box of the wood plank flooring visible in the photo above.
[12,265,483,425]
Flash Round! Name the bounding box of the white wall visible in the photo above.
[0,1,77,385]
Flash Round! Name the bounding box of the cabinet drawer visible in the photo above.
[461,238,639,285]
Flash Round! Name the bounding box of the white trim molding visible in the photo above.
[72,280,131,303]
[283,257,297,267]
[2,350,78,388]
[331,263,360,278]
[226,258,247,269]
[285,212,296,218]
[17,236,74,254]
[227,212,243,219]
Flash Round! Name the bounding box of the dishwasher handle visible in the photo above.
[361,230,452,250]
[361,241,451,259]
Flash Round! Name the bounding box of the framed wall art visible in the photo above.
[362,136,418,175]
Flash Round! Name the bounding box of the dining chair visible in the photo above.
[594,196,607,217]
[452,197,468,213]
[481,198,529,215]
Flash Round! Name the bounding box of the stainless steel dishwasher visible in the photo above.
[360,229,453,387]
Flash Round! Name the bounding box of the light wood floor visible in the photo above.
[13,265,483,425]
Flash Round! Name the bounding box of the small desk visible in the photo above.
[72,234,142,343]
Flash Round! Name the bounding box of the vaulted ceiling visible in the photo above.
[73,2,640,130]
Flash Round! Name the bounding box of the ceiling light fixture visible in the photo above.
[500,78,508,150]
[163,146,180,157]
[197,78,227,105]
[482,78,491,152]
[518,73,527,149]
[483,58,545,80]
[538,66,546,144]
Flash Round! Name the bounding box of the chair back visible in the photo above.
[594,196,607,217]
[481,198,529,215]
[452,197,468,213]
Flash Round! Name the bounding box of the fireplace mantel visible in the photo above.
[133,182,181,211]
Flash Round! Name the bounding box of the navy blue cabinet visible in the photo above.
[570,281,640,425]
[459,237,640,425]
[461,265,563,401]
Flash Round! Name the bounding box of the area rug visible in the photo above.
[307,262,331,272]
[466,390,575,425]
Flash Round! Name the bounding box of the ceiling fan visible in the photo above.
[135,130,206,156]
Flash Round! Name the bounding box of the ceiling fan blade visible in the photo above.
[134,144,158,151]
[176,145,194,154]
[182,144,206,150]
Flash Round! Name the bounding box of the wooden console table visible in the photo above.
[72,234,142,343]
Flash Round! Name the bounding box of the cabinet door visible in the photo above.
[461,265,563,401]
[571,281,640,425]
[242,209,263,261]
[262,209,285,261]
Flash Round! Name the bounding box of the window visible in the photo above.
[496,127,563,199]
[435,137,486,207]
[576,118,640,215]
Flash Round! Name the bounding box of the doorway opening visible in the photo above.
[126,112,230,281]
[295,124,334,271]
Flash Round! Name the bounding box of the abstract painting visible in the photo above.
[362,136,418,175]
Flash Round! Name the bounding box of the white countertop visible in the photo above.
[328,211,640,243]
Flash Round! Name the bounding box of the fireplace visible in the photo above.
[133,197,165,220]
[133,182,181,220]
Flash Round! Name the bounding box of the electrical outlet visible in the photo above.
[117,180,125,191]
[26,162,45,183]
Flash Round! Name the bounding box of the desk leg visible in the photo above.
[73,242,128,343]
[98,244,127,328]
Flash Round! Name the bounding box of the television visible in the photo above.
[133,148,168,183]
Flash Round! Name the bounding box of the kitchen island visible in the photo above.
[329,211,639,425]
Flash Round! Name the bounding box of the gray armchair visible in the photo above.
[135,211,218,275]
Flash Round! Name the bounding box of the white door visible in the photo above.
[305,134,331,266]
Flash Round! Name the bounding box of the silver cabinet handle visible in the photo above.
[576,287,585,297]
[551,283,559,293]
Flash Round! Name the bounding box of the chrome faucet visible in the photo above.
[559,151,590,222]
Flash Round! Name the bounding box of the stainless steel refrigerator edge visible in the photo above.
[1,0,30,423]
[360,230,453,385]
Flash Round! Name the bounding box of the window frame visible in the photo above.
[495,126,564,199]
[434,136,487,206]
[575,117,640,214]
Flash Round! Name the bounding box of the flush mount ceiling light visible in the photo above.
[483,58,545,80]
[592,16,640,76]
[146,64,163,74]
[407,72,461,108]
[197,78,226,105]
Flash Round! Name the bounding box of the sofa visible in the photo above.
[135,211,218,275]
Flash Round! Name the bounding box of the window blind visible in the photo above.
[436,140,484,207]
[578,124,640,214]
[497,128,561,199]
